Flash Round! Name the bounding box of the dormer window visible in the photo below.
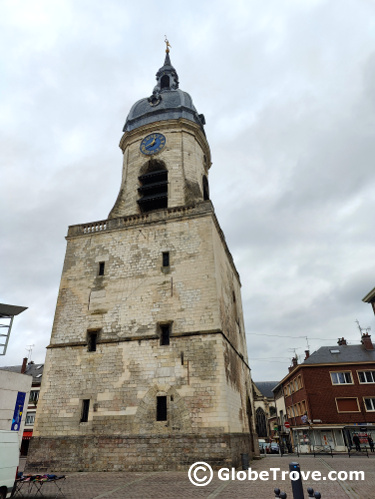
[160,75,170,89]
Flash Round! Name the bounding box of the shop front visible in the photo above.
[342,424,375,451]
[292,426,346,453]
[20,430,33,456]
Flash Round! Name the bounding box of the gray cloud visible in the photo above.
[1,0,375,382]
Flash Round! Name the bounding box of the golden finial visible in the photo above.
[164,36,171,54]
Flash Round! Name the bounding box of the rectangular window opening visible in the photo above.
[331,371,353,385]
[81,399,90,422]
[336,397,360,413]
[156,396,167,421]
[25,413,35,425]
[162,252,170,268]
[88,331,98,352]
[358,371,375,383]
[29,390,39,404]
[98,261,105,276]
[160,324,170,346]
[364,398,375,411]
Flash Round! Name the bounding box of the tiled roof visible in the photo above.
[0,362,44,383]
[303,344,375,365]
[253,381,279,398]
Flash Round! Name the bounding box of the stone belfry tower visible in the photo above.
[27,44,256,471]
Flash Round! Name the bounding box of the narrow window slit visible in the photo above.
[98,262,105,276]
[81,399,90,422]
[160,324,170,346]
[162,251,170,267]
[88,331,98,352]
[157,396,167,421]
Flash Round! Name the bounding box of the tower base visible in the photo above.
[26,433,254,472]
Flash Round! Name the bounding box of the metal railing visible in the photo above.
[347,445,369,458]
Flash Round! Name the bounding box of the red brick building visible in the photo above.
[273,334,375,453]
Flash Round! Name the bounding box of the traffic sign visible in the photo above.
[284,421,290,428]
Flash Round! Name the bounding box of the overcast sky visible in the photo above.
[1,0,375,382]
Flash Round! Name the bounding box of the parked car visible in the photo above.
[258,440,271,453]
[270,442,279,454]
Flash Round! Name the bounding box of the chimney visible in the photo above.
[288,357,298,372]
[361,333,374,351]
[304,350,310,360]
[337,337,347,346]
[21,357,27,374]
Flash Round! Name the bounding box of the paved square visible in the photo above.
[17,454,374,498]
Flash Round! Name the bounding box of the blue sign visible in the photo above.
[11,391,26,431]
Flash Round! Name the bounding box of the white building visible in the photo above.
[0,369,32,447]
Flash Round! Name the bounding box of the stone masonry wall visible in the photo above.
[109,119,211,219]
[27,433,253,472]
[51,209,220,346]
[33,334,229,438]
[29,194,255,471]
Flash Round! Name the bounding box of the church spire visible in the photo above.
[122,42,205,133]
[153,37,179,93]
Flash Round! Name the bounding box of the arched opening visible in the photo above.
[138,160,168,212]
[256,407,268,438]
[160,75,170,90]
[203,175,209,200]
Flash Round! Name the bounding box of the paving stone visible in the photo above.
[18,454,374,498]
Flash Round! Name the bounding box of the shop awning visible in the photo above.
[22,431,33,440]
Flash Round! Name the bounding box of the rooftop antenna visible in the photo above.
[305,336,310,351]
[355,319,371,339]
[288,348,298,360]
[26,344,34,363]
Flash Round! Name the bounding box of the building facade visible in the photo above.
[26,47,256,472]
[252,381,277,441]
[0,367,32,448]
[0,359,43,455]
[275,337,375,453]
[273,382,292,452]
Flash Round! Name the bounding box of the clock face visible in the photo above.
[140,133,166,155]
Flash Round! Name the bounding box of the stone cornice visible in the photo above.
[66,202,241,285]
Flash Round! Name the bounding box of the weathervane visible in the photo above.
[164,36,171,53]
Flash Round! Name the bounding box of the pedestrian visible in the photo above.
[368,434,374,452]
[353,433,361,452]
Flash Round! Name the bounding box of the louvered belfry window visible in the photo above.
[138,168,168,212]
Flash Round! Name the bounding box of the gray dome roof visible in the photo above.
[123,52,205,133]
